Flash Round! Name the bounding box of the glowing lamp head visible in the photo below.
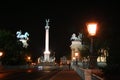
[87,23,97,36]
[27,56,31,60]
[0,52,3,57]
[73,57,75,60]
[75,52,78,57]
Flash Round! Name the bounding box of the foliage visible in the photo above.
[80,45,90,57]
[0,30,27,65]
[103,38,120,74]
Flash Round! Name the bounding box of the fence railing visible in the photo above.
[91,74,104,80]
[71,65,104,80]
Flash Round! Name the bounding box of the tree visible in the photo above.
[104,37,120,75]
[0,30,26,65]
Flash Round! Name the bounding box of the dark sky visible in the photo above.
[0,1,119,60]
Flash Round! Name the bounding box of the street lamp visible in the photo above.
[0,52,3,57]
[72,57,75,61]
[27,56,31,60]
[0,52,3,65]
[87,23,97,69]
[26,56,32,65]
[75,52,78,65]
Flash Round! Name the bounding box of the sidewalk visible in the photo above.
[50,70,81,80]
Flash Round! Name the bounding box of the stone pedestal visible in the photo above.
[70,40,82,61]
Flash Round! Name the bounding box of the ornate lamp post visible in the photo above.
[87,23,97,69]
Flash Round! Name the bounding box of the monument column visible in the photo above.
[44,19,50,62]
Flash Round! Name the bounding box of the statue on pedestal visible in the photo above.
[70,33,82,41]
[16,30,29,48]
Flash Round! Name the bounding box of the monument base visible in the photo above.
[38,62,56,66]
[37,62,58,70]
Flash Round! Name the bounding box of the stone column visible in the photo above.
[44,19,50,62]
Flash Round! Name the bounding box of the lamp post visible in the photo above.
[27,56,31,65]
[0,52,3,65]
[87,23,97,69]
[75,52,78,65]
[27,56,31,60]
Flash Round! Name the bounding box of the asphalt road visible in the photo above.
[0,68,59,80]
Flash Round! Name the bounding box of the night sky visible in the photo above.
[0,1,119,60]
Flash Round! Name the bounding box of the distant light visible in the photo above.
[0,52,3,57]
[73,57,75,60]
[75,52,78,57]
[27,56,31,60]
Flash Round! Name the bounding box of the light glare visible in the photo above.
[87,23,97,36]
[0,52,3,57]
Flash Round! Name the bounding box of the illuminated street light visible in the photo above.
[0,51,3,65]
[87,23,97,36]
[75,52,78,65]
[73,57,75,61]
[0,52,3,57]
[75,52,78,57]
[27,56,31,60]
[26,56,32,64]
[87,23,97,69]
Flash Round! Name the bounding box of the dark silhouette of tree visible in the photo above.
[0,30,26,65]
[104,35,120,75]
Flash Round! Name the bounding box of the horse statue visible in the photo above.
[16,30,29,40]
[70,33,82,41]
[16,30,29,48]
[19,39,28,48]
[70,33,78,41]
[77,33,82,41]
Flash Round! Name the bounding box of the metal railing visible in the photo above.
[71,64,104,80]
